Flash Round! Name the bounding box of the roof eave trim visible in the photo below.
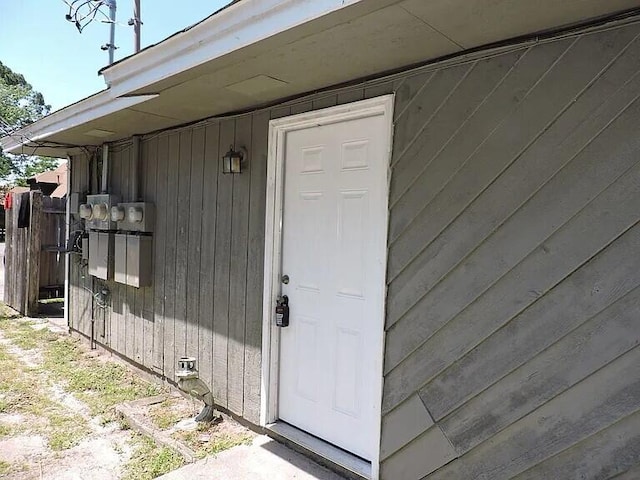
[0,93,158,154]
[100,0,366,98]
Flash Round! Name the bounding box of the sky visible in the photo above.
[0,1,230,112]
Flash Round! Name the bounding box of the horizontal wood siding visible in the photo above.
[382,22,640,479]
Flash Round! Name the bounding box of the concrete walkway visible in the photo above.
[157,435,346,480]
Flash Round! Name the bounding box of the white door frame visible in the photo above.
[260,94,394,480]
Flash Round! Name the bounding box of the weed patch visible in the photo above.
[45,410,90,451]
[0,318,56,351]
[0,423,11,437]
[0,342,44,415]
[173,424,253,460]
[148,401,184,430]
[0,311,182,478]
[0,460,26,477]
[0,460,11,475]
[0,316,156,452]
[122,433,184,480]
[42,337,161,421]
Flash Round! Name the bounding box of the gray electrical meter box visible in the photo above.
[88,232,114,280]
[114,233,152,288]
[112,202,154,233]
[114,234,127,285]
[81,194,120,231]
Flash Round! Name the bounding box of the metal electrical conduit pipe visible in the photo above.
[101,143,109,193]
[103,137,141,200]
[132,135,140,201]
[101,136,142,199]
[95,141,111,351]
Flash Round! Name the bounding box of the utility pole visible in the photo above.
[133,0,141,53]
[107,0,117,64]
[65,0,140,64]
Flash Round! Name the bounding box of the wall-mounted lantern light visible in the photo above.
[222,145,247,174]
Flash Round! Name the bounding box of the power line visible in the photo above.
[62,0,120,64]
[63,0,112,33]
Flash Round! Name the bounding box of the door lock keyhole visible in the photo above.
[281,274,290,285]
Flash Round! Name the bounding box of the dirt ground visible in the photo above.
[0,310,252,480]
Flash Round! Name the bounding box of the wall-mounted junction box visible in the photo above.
[114,233,152,288]
[81,194,120,231]
[88,231,114,280]
[111,202,154,233]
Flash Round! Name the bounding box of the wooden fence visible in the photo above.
[4,191,66,316]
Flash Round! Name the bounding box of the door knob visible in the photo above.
[281,274,290,285]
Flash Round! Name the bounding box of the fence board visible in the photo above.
[4,191,64,316]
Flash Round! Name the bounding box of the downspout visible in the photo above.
[101,144,109,193]
[132,135,141,201]
[95,144,110,350]
[90,289,96,349]
[64,155,71,330]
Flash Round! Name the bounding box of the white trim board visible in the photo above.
[260,94,394,480]
[267,422,371,479]
[0,93,157,156]
[101,0,379,97]
[63,155,72,331]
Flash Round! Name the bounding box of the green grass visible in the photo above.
[0,460,11,475]
[122,434,185,480]
[0,313,87,457]
[0,423,11,437]
[45,410,90,451]
[0,337,90,449]
[173,426,253,460]
[0,317,57,350]
[0,304,19,319]
[195,433,253,459]
[0,342,43,415]
[0,459,27,477]
[148,401,184,430]
[42,337,161,422]
[0,309,182,478]
[0,315,159,451]
[39,298,64,305]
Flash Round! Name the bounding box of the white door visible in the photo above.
[278,109,389,461]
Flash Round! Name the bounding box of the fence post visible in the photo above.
[4,196,13,307]
[25,191,43,316]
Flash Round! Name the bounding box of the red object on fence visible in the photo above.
[4,192,12,209]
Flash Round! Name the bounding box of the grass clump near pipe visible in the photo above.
[122,433,185,480]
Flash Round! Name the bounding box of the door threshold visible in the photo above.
[266,421,371,480]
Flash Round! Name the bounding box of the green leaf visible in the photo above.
[0,61,51,184]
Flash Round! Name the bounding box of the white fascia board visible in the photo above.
[101,0,368,97]
[0,92,157,154]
